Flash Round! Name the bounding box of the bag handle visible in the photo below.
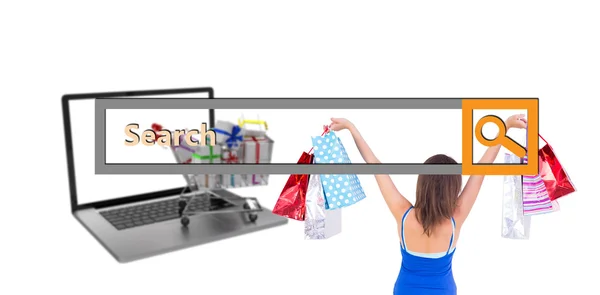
[308,124,332,154]
[539,134,548,145]
[525,127,549,152]
[238,118,268,130]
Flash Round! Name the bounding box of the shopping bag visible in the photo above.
[272,152,314,221]
[311,131,366,210]
[522,156,553,216]
[304,170,342,240]
[538,135,576,200]
[501,153,531,239]
[551,200,561,212]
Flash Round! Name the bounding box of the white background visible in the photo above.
[1,1,598,294]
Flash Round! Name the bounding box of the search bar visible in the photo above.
[95,98,538,175]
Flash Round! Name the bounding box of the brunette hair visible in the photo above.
[414,154,462,237]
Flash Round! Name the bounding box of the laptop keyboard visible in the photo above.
[100,195,235,230]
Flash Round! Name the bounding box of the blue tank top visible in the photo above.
[394,207,457,295]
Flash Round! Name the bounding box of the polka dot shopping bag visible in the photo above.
[311,130,366,210]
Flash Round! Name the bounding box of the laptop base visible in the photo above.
[75,189,288,263]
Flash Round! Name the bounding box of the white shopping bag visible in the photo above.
[304,172,342,240]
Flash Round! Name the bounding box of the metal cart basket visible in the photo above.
[169,131,274,227]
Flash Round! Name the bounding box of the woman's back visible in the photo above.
[394,207,459,295]
[329,114,527,294]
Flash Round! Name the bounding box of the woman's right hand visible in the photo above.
[330,117,353,131]
[506,114,527,129]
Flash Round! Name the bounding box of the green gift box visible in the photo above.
[190,137,222,188]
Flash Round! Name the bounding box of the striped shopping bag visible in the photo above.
[522,156,553,216]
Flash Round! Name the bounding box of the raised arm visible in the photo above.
[454,114,527,224]
[330,118,412,221]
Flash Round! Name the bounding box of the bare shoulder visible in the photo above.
[396,203,413,221]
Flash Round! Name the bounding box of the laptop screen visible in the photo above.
[69,96,211,206]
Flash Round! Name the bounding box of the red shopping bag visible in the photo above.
[272,152,314,221]
[538,135,575,200]
[273,125,331,221]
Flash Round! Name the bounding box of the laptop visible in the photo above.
[62,87,288,263]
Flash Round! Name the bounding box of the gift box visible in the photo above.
[220,174,246,188]
[242,135,273,186]
[190,136,222,188]
[220,148,247,188]
[311,131,366,210]
[501,153,531,239]
[305,172,342,240]
[238,117,268,138]
[191,134,221,163]
[243,129,267,138]
[172,133,201,163]
[213,120,244,149]
[191,174,220,188]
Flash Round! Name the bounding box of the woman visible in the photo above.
[329,114,527,295]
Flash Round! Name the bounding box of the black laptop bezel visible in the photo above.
[62,87,215,213]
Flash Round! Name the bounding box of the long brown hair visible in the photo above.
[414,154,462,237]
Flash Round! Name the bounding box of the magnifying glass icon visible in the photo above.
[475,115,527,158]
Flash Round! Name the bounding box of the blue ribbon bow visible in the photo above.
[213,125,243,149]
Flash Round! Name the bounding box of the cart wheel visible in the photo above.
[178,200,187,209]
[181,216,190,227]
[249,213,258,223]
[178,200,188,216]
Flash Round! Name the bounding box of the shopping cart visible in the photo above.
[153,123,273,227]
